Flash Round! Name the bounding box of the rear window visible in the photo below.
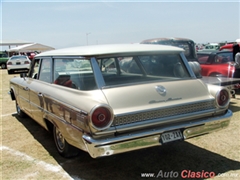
[97,54,191,87]
[10,56,28,60]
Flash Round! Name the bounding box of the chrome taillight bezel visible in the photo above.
[89,104,114,131]
[215,89,230,108]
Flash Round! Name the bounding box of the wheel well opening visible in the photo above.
[10,89,16,100]
[45,119,54,133]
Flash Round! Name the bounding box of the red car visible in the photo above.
[220,43,240,51]
[197,50,236,77]
[26,52,37,61]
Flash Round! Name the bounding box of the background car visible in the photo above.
[140,37,198,62]
[140,37,202,79]
[198,43,220,51]
[26,52,37,61]
[7,55,31,74]
[220,42,240,51]
[197,50,236,77]
[0,52,9,69]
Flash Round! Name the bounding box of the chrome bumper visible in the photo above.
[82,110,232,158]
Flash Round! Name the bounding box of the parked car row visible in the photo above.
[140,37,239,78]
[4,39,240,80]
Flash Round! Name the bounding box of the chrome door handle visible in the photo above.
[23,87,29,91]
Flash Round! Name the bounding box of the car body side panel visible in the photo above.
[201,64,235,77]
[12,77,112,150]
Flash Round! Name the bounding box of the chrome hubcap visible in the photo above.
[55,128,65,150]
[16,104,21,114]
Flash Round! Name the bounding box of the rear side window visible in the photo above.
[53,58,96,90]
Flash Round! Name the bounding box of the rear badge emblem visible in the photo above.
[155,85,166,96]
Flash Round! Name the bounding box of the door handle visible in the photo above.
[23,87,29,91]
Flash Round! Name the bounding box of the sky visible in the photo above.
[1,0,240,51]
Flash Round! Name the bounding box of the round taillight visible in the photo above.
[217,89,230,107]
[91,106,113,130]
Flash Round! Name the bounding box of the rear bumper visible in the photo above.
[82,110,232,158]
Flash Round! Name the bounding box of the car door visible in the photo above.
[17,77,32,116]
[28,58,52,127]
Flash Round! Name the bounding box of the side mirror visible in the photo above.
[188,61,202,78]
[20,72,27,78]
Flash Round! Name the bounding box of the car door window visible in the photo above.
[38,58,52,83]
[197,55,210,64]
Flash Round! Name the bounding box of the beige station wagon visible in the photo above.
[9,44,232,158]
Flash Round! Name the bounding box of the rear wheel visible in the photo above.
[1,63,6,69]
[53,125,79,158]
[16,101,26,118]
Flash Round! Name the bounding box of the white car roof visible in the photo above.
[35,44,184,57]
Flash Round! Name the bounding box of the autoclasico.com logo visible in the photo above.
[140,170,239,179]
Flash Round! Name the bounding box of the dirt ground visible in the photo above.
[1,69,240,180]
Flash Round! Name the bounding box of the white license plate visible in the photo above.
[161,130,183,143]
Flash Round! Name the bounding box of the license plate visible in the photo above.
[161,130,183,143]
[16,62,21,65]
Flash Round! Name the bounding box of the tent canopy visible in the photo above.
[0,40,33,46]
[9,43,55,52]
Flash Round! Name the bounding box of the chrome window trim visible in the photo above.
[91,57,106,89]
[180,52,196,78]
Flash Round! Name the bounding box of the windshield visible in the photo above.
[141,39,197,61]
[155,41,191,57]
